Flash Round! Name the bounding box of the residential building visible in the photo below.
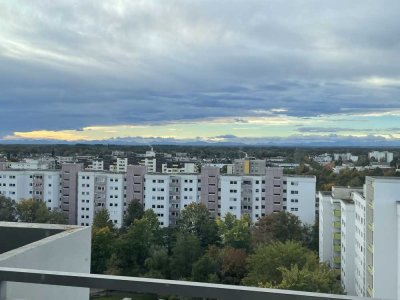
[161,162,197,174]
[0,170,60,211]
[284,175,316,225]
[333,153,359,162]
[87,160,104,171]
[368,151,394,163]
[60,163,84,225]
[319,178,400,299]
[233,157,266,175]
[109,158,128,172]
[77,171,125,228]
[0,163,316,230]
[313,153,332,165]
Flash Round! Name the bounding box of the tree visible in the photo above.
[92,208,114,230]
[91,227,115,274]
[303,222,319,252]
[108,210,161,276]
[252,211,305,245]
[177,203,219,247]
[217,213,251,250]
[144,246,170,279]
[242,241,318,286]
[170,233,202,279]
[191,252,219,283]
[123,200,144,228]
[16,199,50,223]
[219,247,248,285]
[47,208,68,224]
[0,196,17,221]
[261,264,342,294]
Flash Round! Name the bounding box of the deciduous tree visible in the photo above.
[252,211,305,245]
[0,196,17,221]
[177,203,219,247]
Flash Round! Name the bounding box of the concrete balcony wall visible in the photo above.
[0,222,91,300]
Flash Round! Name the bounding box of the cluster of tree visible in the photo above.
[286,158,400,191]
[92,202,341,294]
[0,196,68,224]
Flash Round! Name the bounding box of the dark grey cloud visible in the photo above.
[3,134,400,147]
[1,0,400,136]
[214,134,238,139]
[297,127,373,133]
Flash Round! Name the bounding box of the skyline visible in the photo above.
[1,1,400,145]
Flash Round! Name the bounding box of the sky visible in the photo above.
[1,0,400,145]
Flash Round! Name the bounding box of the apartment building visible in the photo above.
[109,157,128,172]
[219,175,264,220]
[161,162,197,174]
[144,173,201,226]
[319,178,400,300]
[87,160,104,171]
[333,153,359,162]
[284,175,316,225]
[0,162,316,230]
[368,151,394,163]
[77,171,125,227]
[233,157,266,175]
[60,163,84,225]
[0,169,60,211]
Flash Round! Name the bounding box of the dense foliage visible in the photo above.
[0,196,68,224]
[90,203,339,294]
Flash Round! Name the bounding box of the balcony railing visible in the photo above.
[0,267,373,300]
[367,264,374,275]
[333,221,341,229]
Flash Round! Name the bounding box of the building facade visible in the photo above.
[0,164,316,230]
[319,178,400,300]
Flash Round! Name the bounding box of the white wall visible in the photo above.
[319,192,333,264]
[284,176,316,225]
[220,176,242,218]
[368,178,400,299]
[0,225,91,300]
[145,174,169,226]
[340,200,356,295]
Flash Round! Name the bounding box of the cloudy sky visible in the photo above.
[1,0,400,145]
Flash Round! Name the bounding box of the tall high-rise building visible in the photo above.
[319,177,400,300]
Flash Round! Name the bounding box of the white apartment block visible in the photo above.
[284,175,316,225]
[7,159,55,170]
[77,172,125,227]
[319,191,342,270]
[319,178,400,300]
[144,174,201,227]
[109,158,128,172]
[340,199,355,296]
[87,160,104,171]
[333,153,359,162]
[313,153,332,165]
[220,175,264,221]
[0,170,60,210]
[353,191,366,297]
[144,157,157,173]
[0,164,316,232]
[161,162,197,174]
[368,151,394,163]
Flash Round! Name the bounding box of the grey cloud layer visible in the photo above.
[1,0,400,134]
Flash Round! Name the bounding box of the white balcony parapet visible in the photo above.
[0,267,375,300]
